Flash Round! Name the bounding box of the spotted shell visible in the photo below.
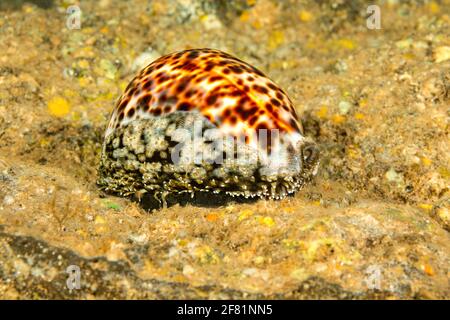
[98,48,319,208]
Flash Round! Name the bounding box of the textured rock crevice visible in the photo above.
[0,229,392,299]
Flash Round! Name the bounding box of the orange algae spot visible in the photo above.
[206,212,220,222]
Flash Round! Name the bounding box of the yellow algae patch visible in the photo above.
[336,38,356,50]
[290,268,309,281]
[358,99,368,107]
[316,106,328,119]
[119,80,130,92]
[238,209,254,221]
[100,26,109,34]
[39,138,50,147]
[347,145,361,159]
[427,1,440,14]
[304,238,337,262]
[77,59,90,69]
[436,207,449,224]
[332,114,346,124]
[239,10,250,22]
[438,167,450,179]
[418,203,433,212]
[354,112,365,120]
[282,239,302,249]
[94,215,106,224]
[47,96,70,117]
[195,245,219,264]
[281,206,296,213]
[298,10,313,22]
[94,224,108,234]
[73,46,95,59]
[251,20,262,29]
[78,77,92,87]
[76,229,88,239]
[395,38,413,49]
[22,4,35,13]
[258,216,275,227]
[267,30,285,51]
[253,256,265,265]
[421,157,432,167]
[402,53,416,60]
[433,46,450,63]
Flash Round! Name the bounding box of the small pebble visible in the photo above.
[338,101,352,115]
[3,195,14,205]
[183,264,195,276]
[334,60,348,73]
[433,46,450,63]
[47,97,70,117]
[131,49,161,72]
[128,233,148,244]
[99,59,118,80]
[385,168,403,184]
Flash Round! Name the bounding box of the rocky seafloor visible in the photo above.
[0,0,448,299]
